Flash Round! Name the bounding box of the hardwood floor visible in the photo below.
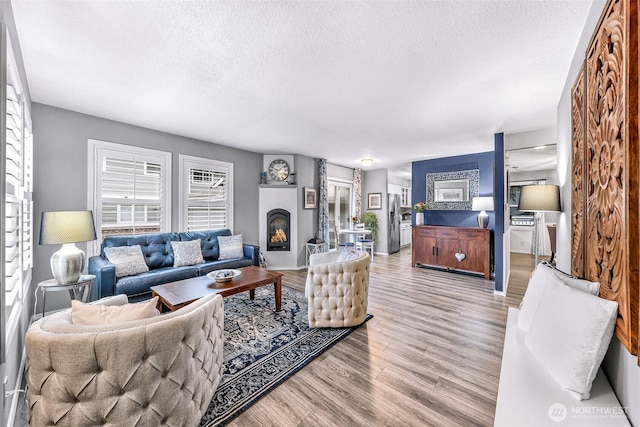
[227,248,535,427]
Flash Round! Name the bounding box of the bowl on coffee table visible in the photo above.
[207,269,242,283]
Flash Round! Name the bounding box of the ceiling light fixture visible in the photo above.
[361,158,373,167]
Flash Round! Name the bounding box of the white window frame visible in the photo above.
[179,154,234,232]
[87,140,171,256]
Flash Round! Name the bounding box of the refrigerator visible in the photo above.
[388,194,401,254]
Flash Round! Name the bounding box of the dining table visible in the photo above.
[339,228,372,244]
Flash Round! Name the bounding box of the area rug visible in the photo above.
[199,285,372,426]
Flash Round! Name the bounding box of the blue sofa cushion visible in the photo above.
[178,230,232,261]
[102,233,180,270]
[115,265,199,296]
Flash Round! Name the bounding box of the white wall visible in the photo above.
[556,1,639,425]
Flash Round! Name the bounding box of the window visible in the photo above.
[2,34,32,362]
[88,140,171,253]
[179,155,233,232]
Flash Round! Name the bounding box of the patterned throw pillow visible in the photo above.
[171,239,205,267]
[103,245,149,278]
[337,248,360,262]
[218,235,244,260]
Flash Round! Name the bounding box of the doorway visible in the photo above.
[505,143,557,283]
[328,180,353,249]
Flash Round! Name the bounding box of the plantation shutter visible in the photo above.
[179,156,233,232]
[3,72,33,356]
[99,156,165,237]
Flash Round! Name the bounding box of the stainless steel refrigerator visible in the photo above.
[388,194,401,254]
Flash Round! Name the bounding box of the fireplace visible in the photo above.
[267,209,290,251]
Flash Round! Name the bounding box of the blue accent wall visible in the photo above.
[494,133,505,292]
[411,150,497,285]
[411,151,495,227]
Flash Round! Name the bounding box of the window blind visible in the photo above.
[3,76,32,352]
[99,157,164,237]
[180,157,233,232]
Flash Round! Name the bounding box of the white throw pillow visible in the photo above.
[554,271,600,295]
[524,281,618,400]
[218,234,244,260]
[72,296,160,325]
[171,239,205,267]
[517,262,567,333]
[103,245,149,278]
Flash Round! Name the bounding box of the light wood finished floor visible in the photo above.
[227,249,537,427]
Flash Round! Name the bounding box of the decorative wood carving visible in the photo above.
[584,0,638,356]
[571,64,586,278]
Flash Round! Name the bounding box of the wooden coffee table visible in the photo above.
[150,266,283,312]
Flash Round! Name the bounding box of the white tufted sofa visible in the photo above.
[305,250,370,328]
[25,293,224,426]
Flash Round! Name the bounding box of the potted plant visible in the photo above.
[413,201,427,225]
[361,212,379,241]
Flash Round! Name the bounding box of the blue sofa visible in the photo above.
[88,229,259,300]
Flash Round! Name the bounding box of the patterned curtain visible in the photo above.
[318,159,329,250]
[353,168,362,219]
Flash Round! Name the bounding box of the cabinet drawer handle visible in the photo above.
[432,247,435,255]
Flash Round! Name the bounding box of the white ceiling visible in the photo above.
[11,1,592,179]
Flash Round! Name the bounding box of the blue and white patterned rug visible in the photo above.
[199,285,371,426]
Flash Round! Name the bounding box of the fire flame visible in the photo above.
[271,228,287,242]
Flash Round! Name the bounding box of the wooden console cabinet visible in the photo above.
[411,225,491,279]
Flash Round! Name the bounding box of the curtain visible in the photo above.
[318,159,329,250]
[353,168,362,219]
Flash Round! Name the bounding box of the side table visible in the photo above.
[305,242,327,266]
[34,274,96,318]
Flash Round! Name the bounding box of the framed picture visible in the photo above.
[368,193,382,209]
[435,188,463,202]
[304,187,317,209]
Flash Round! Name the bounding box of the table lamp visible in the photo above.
[39,210,97,284]
[517,185,561,265]
[472,196,494,228]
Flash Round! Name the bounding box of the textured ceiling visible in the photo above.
[12,1,592,178]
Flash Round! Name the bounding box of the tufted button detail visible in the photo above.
[161,371,167,378]
[119,388,125,395]
[142,402,148,409]
[142,353,148,360]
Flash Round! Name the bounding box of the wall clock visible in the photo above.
[268,159,290,182]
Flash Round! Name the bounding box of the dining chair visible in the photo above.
[355,235,374,262]
[334,225,354,250]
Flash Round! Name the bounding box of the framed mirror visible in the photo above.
[426,169,479,210]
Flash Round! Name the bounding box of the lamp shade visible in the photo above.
[517,185,561,212]
[39,211,97,245]
[472,197,494,212]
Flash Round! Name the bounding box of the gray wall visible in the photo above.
[556,0,639,425]
[32,103,263,308]
[363,169,388,254]
[294,154,319,266]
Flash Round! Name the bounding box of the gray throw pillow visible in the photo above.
[171,239,205,267]
[218,234,244,260]
[103,245,149,278]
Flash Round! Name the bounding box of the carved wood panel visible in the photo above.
[585,0,638,356]
[571,65,586,278]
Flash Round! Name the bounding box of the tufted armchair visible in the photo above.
[25,293,224,426]
[305,250,370,328]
